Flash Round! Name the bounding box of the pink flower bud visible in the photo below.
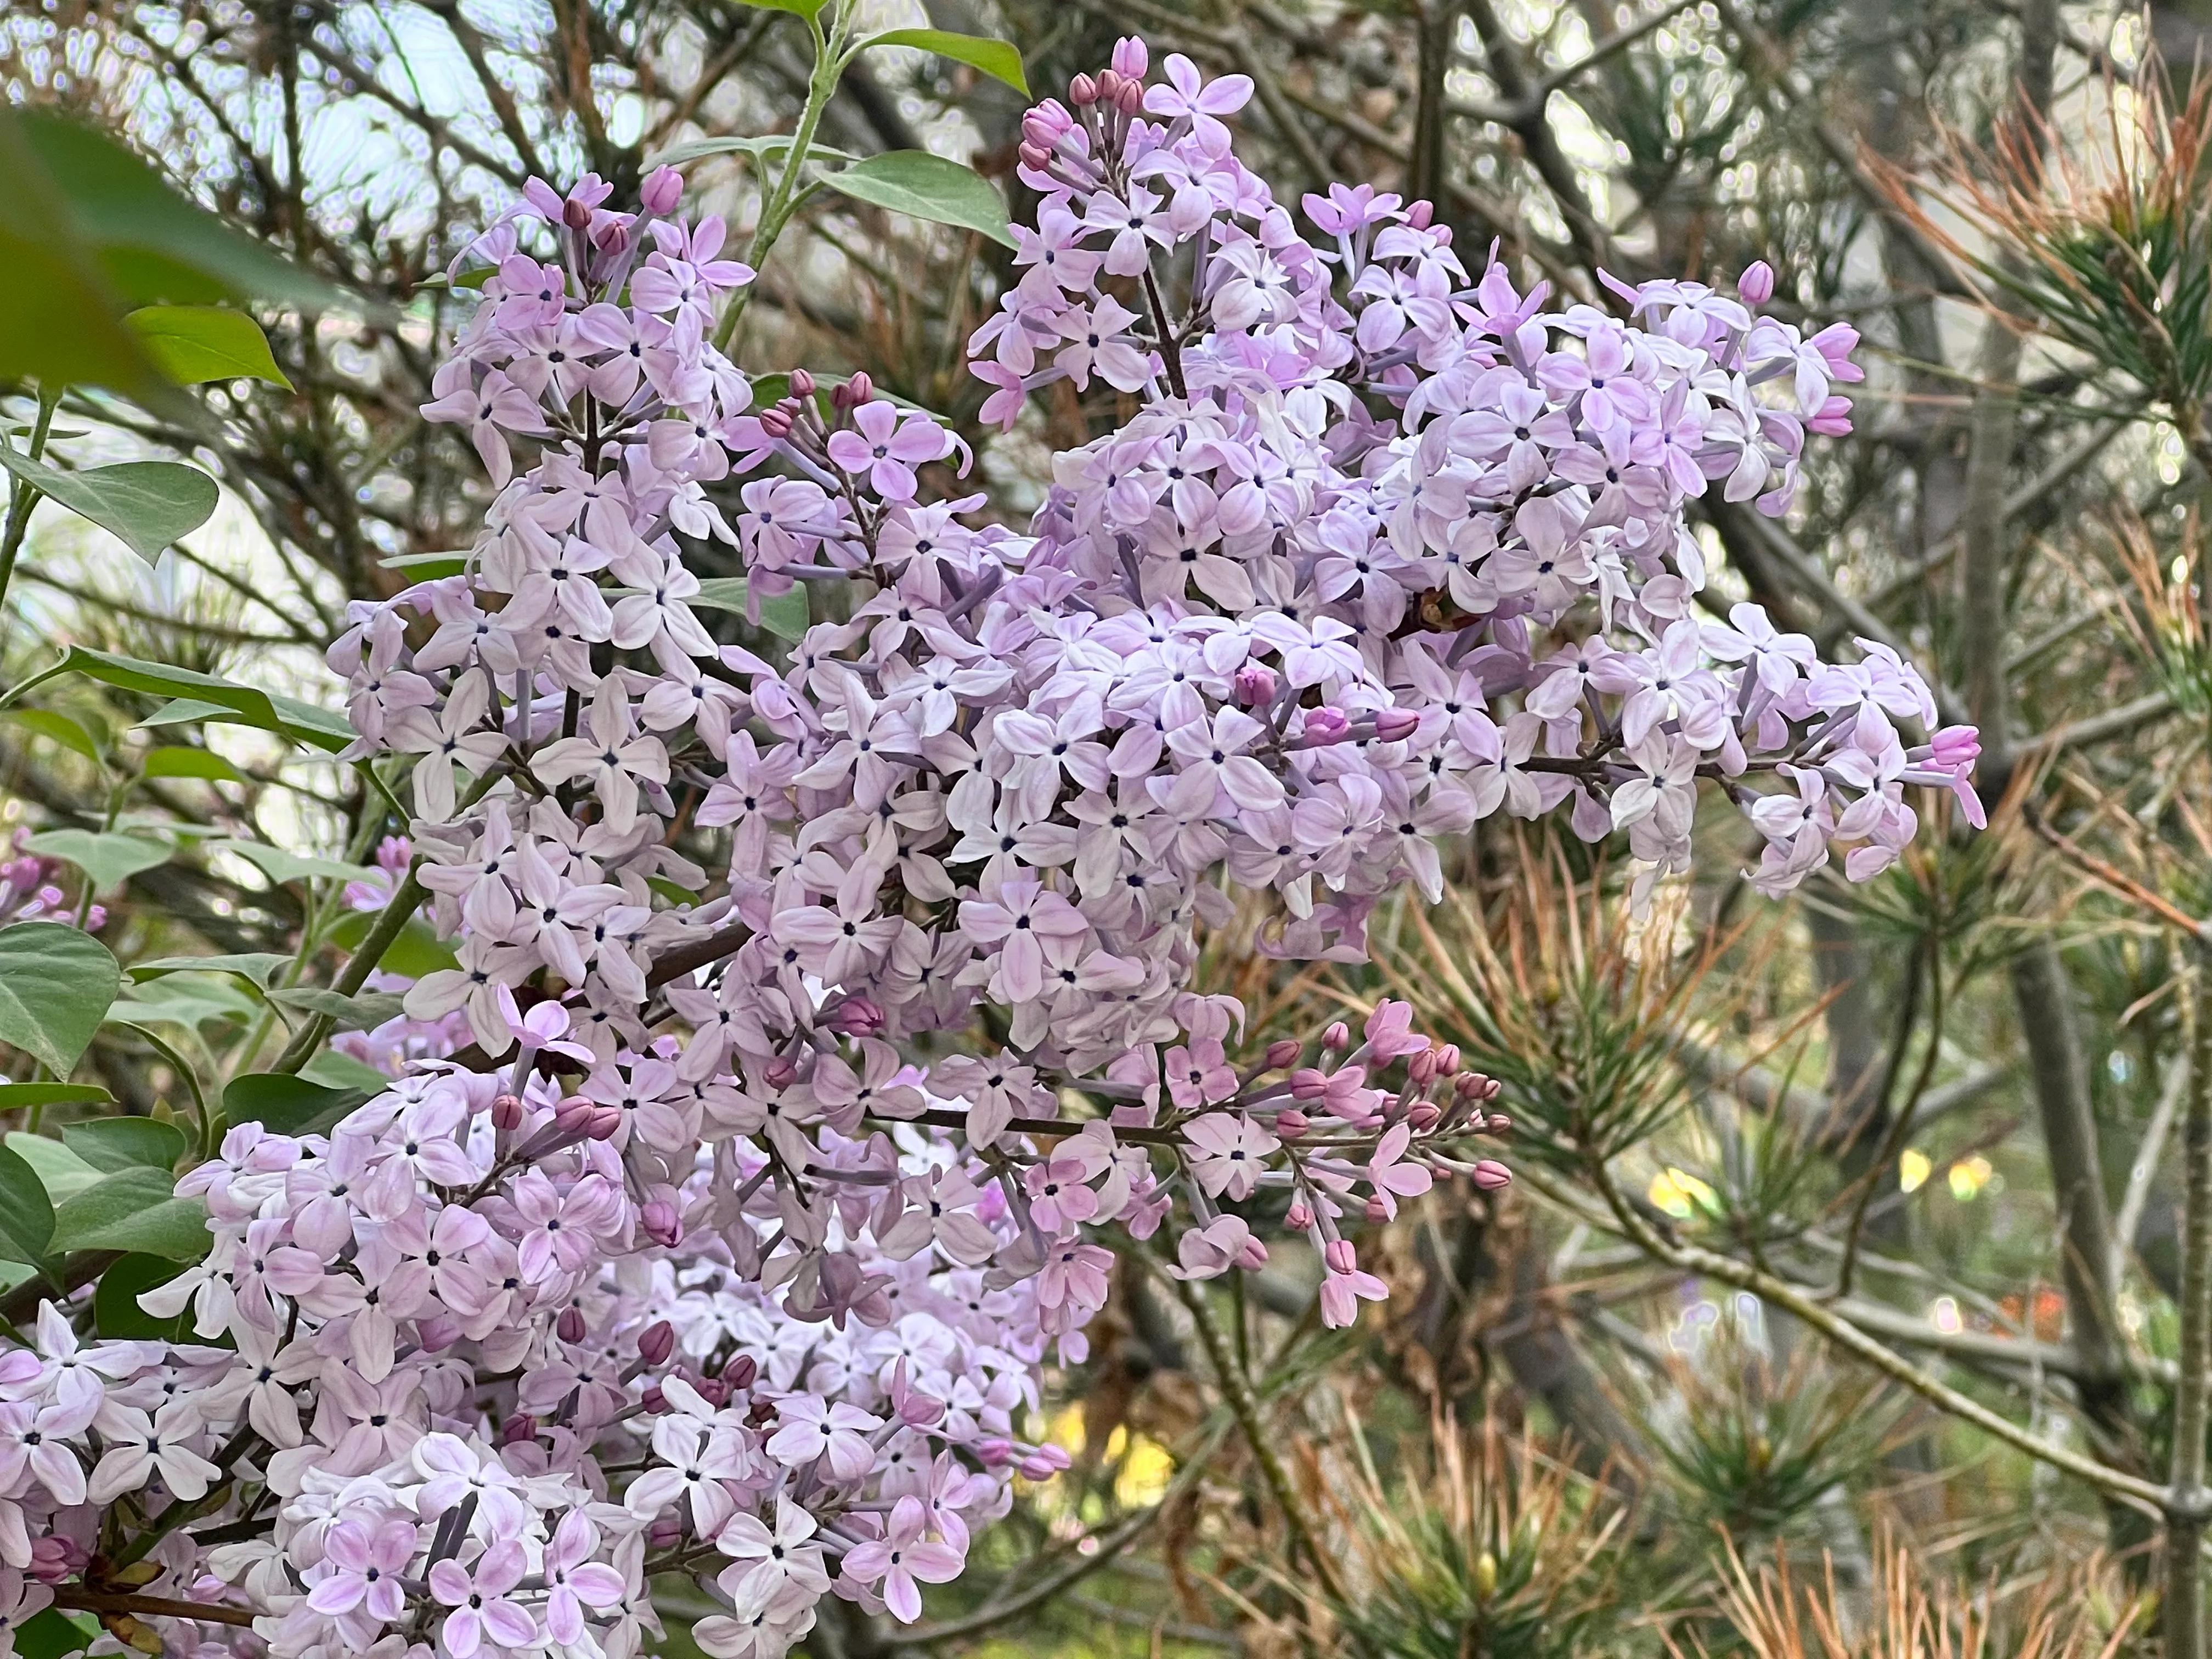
[1323,1022,1351,1052]
[1485,1111,1513,1135]
[1364,1194,1390,1222]
[1289,1067,1330,1101]
[557,1306,587,1344]
[1407,200,1433,230]
[492,1094,525,1132]
[695,1376,730,1408]
[497,1412,538,1446]
[589,1107,624,1141]
[638,1320,675,1367]
[724,1353,758,1390]
[977,1437,1015,1466]
[758,405,794,438]
[1408,1102,1441,1130]
[417,1314,462,1352]
[1737,260,1775,306]
[765,1057,799,1090]
[825,994,885,1036]
[1433,1043,1459,1074]
[788,368,816,398]
[1472,1160,1513,1191]
[641,1200,682,1248]
[1018,1454,1059,1480]
[1018,140,1052,173]
[1274,1107,1308,1138]
[562,196,592,231]
[648,1516,684,1551]
[554,1096,596,1137]
[1407,1047,1438,1085]
[1111,36,1148,79]
[1324,1238,1358,1274]
[1930,725,1980,768]
[1374,707,1421,742]
[1231,662,1279,708]
[29,1536,87,1584]
[1237,1235,1269,1270]
[1116,80,1143,115]
[1071,72,1100,106]
[837,371,873,410]
[1262,1039,1301,1070]
[1285,1201,1314,1231]
[641,165,684,217]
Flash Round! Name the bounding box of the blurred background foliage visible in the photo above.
[10,0,2212,1650]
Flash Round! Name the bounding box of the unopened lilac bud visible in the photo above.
[695,1376,730,1408]
[1375,707,1421,743]
[1323,1022,1351,1052]
[1116,80,1143,116]
[1407,200,1434,230]
[562,195,593,231]
[900,1389,945,1428]
[1364,1194,1390,1222]
[835,371,873,410]
[824,994,885,1036]
[588,1107,624,1141]
[1018,140,1052,173]
[1274,1107,1308,1139]
[1237,1235,1269,1269]
[1289,1067,1330,1101]
[758,404,794,439]
[498,1412,538,1446]
[635,1320,675,1368]
[1485,1111,1512,1135]
[1099,69,1125,101]
[724,1353,758,1390]
[1324,1238,1358,1274]
[1070,72,1099,106]
[1408,1102,1441,1131]
[1262,1039,1301,1070]
[557,1306,587,1344]
[1111,36,1148,79]
[977,1437,1015,1466]
[1433,1043,1459,1074]
[1737,259,1775,307]
[1285,1200,1314,1231]
[641,1200,682,1248]
[1472,1159,1513,1191]
[647,1516,684,1551]
[554,1096,596,1137]
[418,1313,462,1352]
[492,1093,525,1132]
[1234,663,1279,707]
[592,219,630,256]
[640,165,685,217]
[1305,707,1350,743]
[1407,1047,1438,1085]
[765,1057,799,1090]
[640,1382,668,1413]
[787,367,816,398]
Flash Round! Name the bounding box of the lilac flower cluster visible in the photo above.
[2,37,1979,1659]
[0,831,105,932]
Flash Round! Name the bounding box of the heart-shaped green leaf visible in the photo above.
[857,29,1028,95]
[0,923,120,1075]
[49,1166,209,1259]
[0,1142,55,1267]
[124,305,291,388]
[63,1116,187,1173]
[817,151,1014,248]
[223,1073,370,1137]
[94,1252,192,1340]
[0,450,218,563]
[691,578,812,642]
[5,1132,104,1205]
[22,828,171,891]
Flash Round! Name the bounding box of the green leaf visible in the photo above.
[10,1608,96,1659]
[817,151,1014,248]
[125,304,291,388]
[141,744,247,783]
[647,876,704,907]
[266,987,408,1031]
[13,110,349,314]
[63,1116,186,1173]
[114,976,256,1030]
[213,838,376,888]
[379,549,470,579]
[0,1142,55,1266]
[1,707,102,762]
[326,909,456,978]
[94,1252,191,1340]
[646,135,855,170]
[0,1082,110,1110]
[129,951,292,988]
[0,923,120,1075]
[0,450,218,563]
[139,697,234,729]
[692,577,812,642]
[22,828,171,891]
[301,1046,398,1094]
[49,1166,209,1259]
[723,0,830,20]
[8,646,353,752]
[857,29,1029,95]
[5,1132,105,1205]
[222,1073,370,1137]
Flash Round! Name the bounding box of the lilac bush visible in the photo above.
[0,34,1980,1659]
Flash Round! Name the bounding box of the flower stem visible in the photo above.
[0,387,58,625]
[2168,941,2212,1659]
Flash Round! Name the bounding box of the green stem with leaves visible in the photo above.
[713,3,849,353]
[0,387,58,622]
